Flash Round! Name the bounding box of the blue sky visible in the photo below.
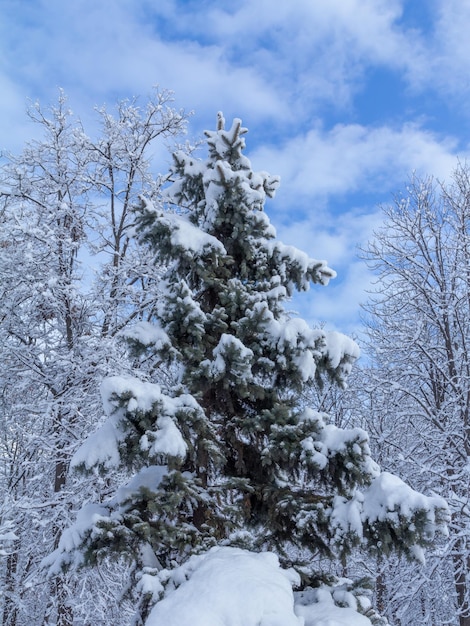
[2,0,470,341]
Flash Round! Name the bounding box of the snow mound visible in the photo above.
[146,547,302,626]
[146,547,373,626]
[296,587,372,626]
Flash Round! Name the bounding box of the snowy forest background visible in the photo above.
[1,88,470,626]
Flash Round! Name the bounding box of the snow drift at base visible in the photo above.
[146,547,372,626]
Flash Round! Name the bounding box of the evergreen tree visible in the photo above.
[48,115,449,624]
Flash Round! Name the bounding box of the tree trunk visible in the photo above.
[375,558,386,617]
[44,408,74,626]
[2,543,19,626]
[51,466,73,626]
[55,576,73,626]
[454,553,470,626]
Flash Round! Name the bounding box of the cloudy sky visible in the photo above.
[2,0,470,341]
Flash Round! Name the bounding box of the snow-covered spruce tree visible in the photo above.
[49,115,449,625]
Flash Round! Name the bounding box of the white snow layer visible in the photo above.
[138,196,226,258]
[266,240,336,288]
[71,376,190,470]
[300,413,377,475]
[202,333,254,379]
[264,315,359,384]
[331,472,449,562]
[146,547,372,626]
[70,413,125,470]
[43,465,169,574]
[124,320,172,350]
[325,331,360,369]
[296,586,372,626]
[113,465,168,507]
[0,521,17,556]
[163,211,226,256]
[43,502,109,573]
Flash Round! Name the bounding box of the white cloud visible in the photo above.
[251,122,463,206]
[302,260,374,332]
[275,210,382,268]
[427,0,470,98]
[1,0,466,146]
[253,115,465,336]
[159,0,425,111]
[273,206,384,336]
[0,0,286,134]
[0,75,35,154]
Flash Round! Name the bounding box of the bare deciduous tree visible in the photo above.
[0,89,188,625]
[361,164,470,625]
